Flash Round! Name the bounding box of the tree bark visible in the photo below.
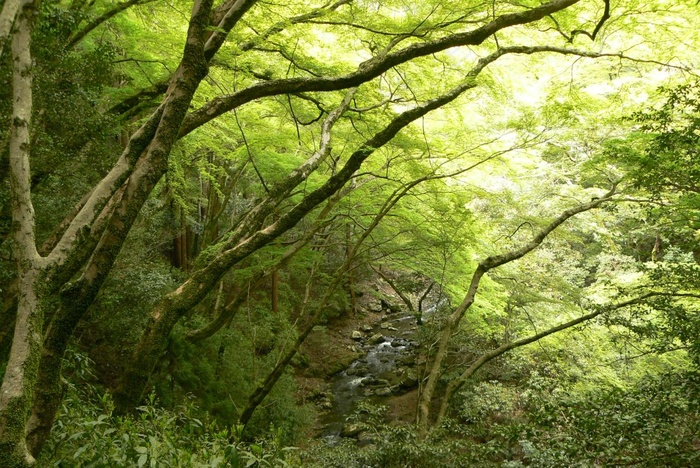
[0,0,22,59]
[0,1,44,463]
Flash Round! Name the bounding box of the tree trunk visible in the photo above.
[0,2,42,463]
[19,0,215,455]
[0,0,22,59]
[346,223,357,315]
[0,271,44,466]
[417,267,485,437]
[238,313,318,428]
[25,288,89,456]
[271,270,279,313]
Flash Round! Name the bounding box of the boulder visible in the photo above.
[383,372,402,387]
[398,356,416,366]
[367,298,383,312]
[381,299,402,314]
[340,424,363,438]
[361,324,373,332]
[375,387,392,396]
[368,333,385,345]
[351,330,363,340]
[362,377,379,386]
[400,370,419,389]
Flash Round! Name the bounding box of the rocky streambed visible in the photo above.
[317,307,422,440]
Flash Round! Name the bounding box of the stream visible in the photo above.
[318,309,423,440]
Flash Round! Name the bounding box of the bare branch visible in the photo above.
[204,0,258,61]
[66,0,158,50]
[237,0,352,52]
[570,0,611,42]
[372,266,415,312]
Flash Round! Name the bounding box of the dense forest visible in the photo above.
[2,0,700,465]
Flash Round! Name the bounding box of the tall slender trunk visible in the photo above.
[416,267,485,437]
[271,270,279,314]
[0,1,42,463]
[346,223,357,315]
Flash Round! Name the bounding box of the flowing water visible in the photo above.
[319,312,420,439]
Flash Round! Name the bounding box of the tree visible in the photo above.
[1,0,693,463]
[415,182,619,435]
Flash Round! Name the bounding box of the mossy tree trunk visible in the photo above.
[0,1,43,463]
[22,0,215,455]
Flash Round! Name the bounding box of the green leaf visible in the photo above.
[73,444,90,458]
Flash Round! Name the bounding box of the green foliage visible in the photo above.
[519,371,700,466]
[302,403,486,468]
[160,320,314,444]
[612,82,700,197]
[305,368,700,467]
[5,0,700,464]
[41,352,300,467]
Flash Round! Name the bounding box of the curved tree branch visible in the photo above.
[434,291,700,427]
[66,0,157,50]
[109,0,351,116]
